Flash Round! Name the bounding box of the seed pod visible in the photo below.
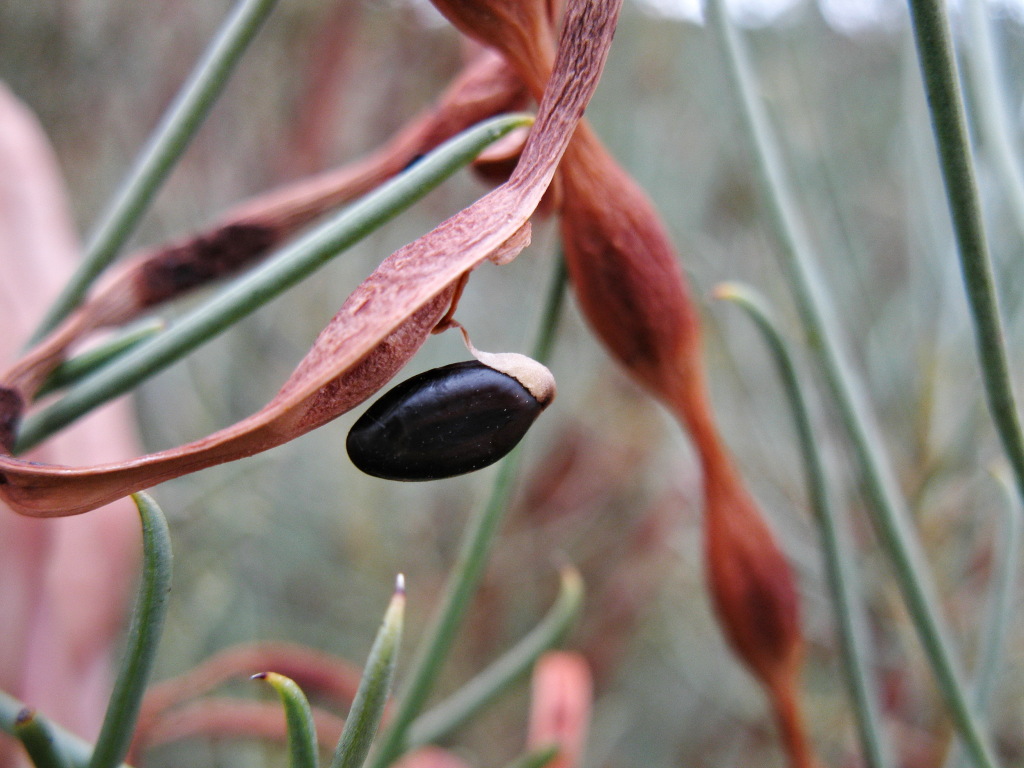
[347,356,555,481]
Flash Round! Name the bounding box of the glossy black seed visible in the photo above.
[347,360,546,481]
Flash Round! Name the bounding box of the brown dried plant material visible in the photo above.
[560,124,818,768]
[426,4,815,767]
[429,0,556,95]
[0,0,625,518]
[0,49,527,409]
[562,122,817,768]
[699,411,811,768]
[526,652,593,768]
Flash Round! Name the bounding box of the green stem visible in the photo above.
[35,320,165,398]
[530,256,568,366]
[944,470,1021,768]
[704,2,999,766]
[15,114,533,453]
[367,255,568,768]
[14,708,72,768]
[405,568,583,749]
[0,691,106,768]
[88,492,173,768]
[907,0,1024,532]
[962,0,1024,264]
[31,0,280,342]
[716,284,891,768]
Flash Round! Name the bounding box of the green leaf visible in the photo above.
[87,492,172,768]
[254,672,319,768]
[330,576,405,768]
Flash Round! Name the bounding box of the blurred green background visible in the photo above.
[3,0,1024,765]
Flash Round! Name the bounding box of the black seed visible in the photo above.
[347,361,547,481]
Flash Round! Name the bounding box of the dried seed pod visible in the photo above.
[0,0,619,518]
[347,355,555,481]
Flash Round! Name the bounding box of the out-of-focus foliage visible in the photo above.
[3,0,1024,765]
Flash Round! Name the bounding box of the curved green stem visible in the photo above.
[14,708,72,768]
[703,2,998,765]
[15,114,533,453]
[255,673,319,768]
[716,283,891,768]
[1,691,106,768]
[406,568,583,749]
[87,492,173,768]
[31,0,280,342]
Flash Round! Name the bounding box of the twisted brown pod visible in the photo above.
[0,0,624,517]
[426,2,815,766]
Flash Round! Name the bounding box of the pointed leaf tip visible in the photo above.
[396,573,406,595]
[256,671,319,768]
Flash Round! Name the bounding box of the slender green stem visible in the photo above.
[716,284,891,768]
[35,320,165,398]
[704,2,999,765]
[969,473,1020,720]
[15,114,533,453]
[331,578,405,768]
[367,448,520,768]
[31,0,280,342]
[367,256,568,768]
[14,708,72,768]
[255,673,319,768]
[530,256,568,366]
[88,492,173,768]
[406,568,583,749]
[907,0,1024,527]
[962,0,1024,263]
[944,470,1021,768]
